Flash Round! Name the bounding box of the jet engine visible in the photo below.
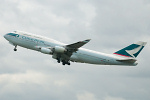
[40,47,53,54]
[54,46,66,53]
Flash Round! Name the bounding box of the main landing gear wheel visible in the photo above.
[62,60,70,65]
[57,58,61,63]
[62,62,65,65]
[57,60,60,63]
[67,62,70,65]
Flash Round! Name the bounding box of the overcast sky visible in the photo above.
[0,0,150,100]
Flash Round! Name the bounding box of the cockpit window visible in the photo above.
[7,33,19,37]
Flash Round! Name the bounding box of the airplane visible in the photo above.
[4,31,147,66]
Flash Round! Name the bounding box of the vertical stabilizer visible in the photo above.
[113,41,147,58]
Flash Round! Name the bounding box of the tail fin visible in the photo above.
[113,41,147,58]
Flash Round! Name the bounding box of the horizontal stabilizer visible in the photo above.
[116,59,137,63]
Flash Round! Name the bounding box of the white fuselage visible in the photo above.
[4,31,137,66]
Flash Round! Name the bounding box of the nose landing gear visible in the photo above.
[14,45,17,51]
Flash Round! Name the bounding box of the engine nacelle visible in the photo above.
[41,47,53,54]
[54,46,66,53]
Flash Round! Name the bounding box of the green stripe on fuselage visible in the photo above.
[7,33,19,37]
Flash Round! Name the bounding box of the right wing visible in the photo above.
[64,39,91,57]
[66,39,91,49]
[35,39,91,65]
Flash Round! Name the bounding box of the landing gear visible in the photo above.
[67,62,70,65]
[14,48,17,51]
[57,57,61,63]
[14,45,17,51]
[55,55,71,65]
[62,61,65,65]
[57,59,60,63]
[62,60,70,65]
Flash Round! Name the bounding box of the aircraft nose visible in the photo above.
[4,34,8,40]
[3,34,6,39]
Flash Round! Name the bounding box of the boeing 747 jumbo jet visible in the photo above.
[4,31,147,66]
